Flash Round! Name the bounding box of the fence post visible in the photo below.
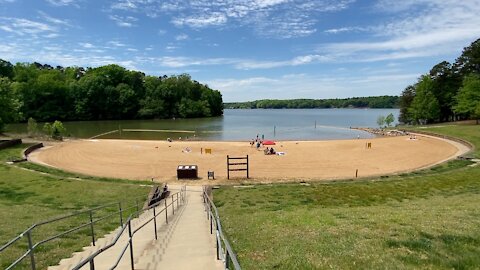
[136,199,139,218]
[225,250,230,269]
[153,207,158,240]
[89,258,95,270]
[210,213,213,234]
[216,231,220,260]
[176,193,179,208]
[165,199,168,224]
[119,202,123,226]
[128,220,134,270]
[172,196,175,215]
[26,230,36,270]
[89,210,96,246]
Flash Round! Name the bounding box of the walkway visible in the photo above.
[48,186,223,270]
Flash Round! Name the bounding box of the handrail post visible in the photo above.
[89,258,95,270]
[225,250,231,269]
[119,202,123,226]
[153,207,158,240]
[210,213,213,234]
[135,199,139,218]
[165,198,168,224]
[216,231,220,260]
[128,220,134,270]
[26,230,36,270]
[172,196,175,215]
[89,210,96,246]
[176,193,179,208]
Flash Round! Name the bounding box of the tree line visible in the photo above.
[225,96,399,109]
[399,38,480,124]
[0,60,223,131]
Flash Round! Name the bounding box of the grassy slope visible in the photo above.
[0,144,151,269]
[214,123,480,269]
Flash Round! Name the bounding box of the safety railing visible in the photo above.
[203,187,242,270]
[0,193,151,270]
[71,186,186,270]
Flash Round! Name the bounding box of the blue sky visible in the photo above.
[1,0,479,102]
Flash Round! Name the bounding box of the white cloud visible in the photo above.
[45,0,79,7]
[175,33,189,41]
[79,42,94,48]
[0,17,58,37]
[316,0,480,62]
[107,40,126,47]
[207,72,413,102]
[172,13,228,28]
[110,0,355,38]
[38,11,72,27]
[109,15,138,27]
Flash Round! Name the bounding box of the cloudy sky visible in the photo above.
[1,0,479,101]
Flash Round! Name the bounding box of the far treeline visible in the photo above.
[399,38,480,124]
[225,96,399,109]
[0,61,223,131]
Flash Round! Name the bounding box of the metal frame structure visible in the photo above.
[1,187,186,270]
[203,187,242,270]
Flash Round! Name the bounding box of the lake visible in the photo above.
[6,109,400,141]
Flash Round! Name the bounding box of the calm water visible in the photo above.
[7,109,399,141]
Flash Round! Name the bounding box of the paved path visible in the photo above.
[48,186,223,270]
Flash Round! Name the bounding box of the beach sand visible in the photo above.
[28,134,467,185]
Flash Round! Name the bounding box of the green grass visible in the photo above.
[214,123,480,269]
[0,144,151,269]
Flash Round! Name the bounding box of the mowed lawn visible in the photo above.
[214,124,480,269]
[0,144,151,269]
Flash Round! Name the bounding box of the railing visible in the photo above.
[71,186,186,270]
[203,187,242,270]
[1,194,146,270]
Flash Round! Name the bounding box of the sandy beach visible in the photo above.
[28,134,468,185]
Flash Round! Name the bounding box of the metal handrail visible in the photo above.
[72,186,187,270]
[1,194,148,270]
[203,187,242,270]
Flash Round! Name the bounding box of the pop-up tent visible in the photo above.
[263,140,276,145]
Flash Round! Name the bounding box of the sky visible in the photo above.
[1,0,479,102]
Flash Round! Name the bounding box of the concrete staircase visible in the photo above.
[48,186,222,270]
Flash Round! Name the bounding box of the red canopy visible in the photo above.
[263,140,276,145]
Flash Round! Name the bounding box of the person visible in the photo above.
[270,147,275,155]
[256,141,260,149]
[163,184,168,192]
[264,147,270,155]
[167,138,172,142]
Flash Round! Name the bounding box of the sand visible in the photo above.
[28,134,468,185]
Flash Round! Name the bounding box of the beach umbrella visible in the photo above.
[263,140,276,145]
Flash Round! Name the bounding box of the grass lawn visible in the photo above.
[214,123,480,269]
[0,144,151,269]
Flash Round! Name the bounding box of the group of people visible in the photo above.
[250,135,264,149]
[264,147,276,155]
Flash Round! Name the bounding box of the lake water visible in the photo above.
[7,109,400,141]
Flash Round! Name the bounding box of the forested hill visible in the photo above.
[0,60,223,124]
[224,96,399,109]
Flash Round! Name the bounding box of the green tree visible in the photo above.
[0,77,21,132]
[409,76,441,124]
[377,115,385,128]
[0,59,14,79]
[27,117,38,137]
[43,120,66,140]
[385,113,395,127]
[454,74,480,124]
[399,85,415,124]
[454,38,480,76]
